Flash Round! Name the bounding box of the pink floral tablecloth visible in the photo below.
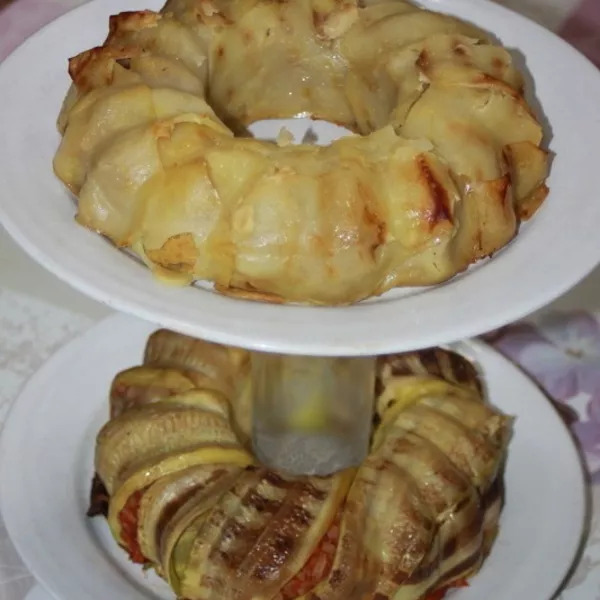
[0,1,600,599]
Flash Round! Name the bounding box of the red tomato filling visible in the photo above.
[280,515,341,600]
[279,513,470,600]
[118,492,470,598]
[118,490,147,564]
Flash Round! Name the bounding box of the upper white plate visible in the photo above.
[1,0,600,356]
[0,313,586,600]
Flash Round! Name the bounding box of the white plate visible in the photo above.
[0,314,586,600]
[1,0,600,356]
[24,586,54,600]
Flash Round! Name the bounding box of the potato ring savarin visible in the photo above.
[54,0,549,305]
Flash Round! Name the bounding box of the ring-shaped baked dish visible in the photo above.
[89,329,512,600]
[54,0,549,305]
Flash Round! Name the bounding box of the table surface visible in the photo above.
[1,1,600,599]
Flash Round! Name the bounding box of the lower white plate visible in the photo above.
[25,586,54,600]
[0,314,587,600]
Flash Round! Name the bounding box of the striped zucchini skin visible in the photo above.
[89,332,511,600]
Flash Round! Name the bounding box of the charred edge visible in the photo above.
[483,475,504,511]
[88,474,109,518]
[67,45,142,89]
[68,50,94,83]
[392,568,410,585]
[453,42,468,57]
[372,411,382,428]
[420,348,444,378]
[476,229,484,253]
[494,175,511,208]
[156,470,229,539]
[253,560,277,581]
[271,532,296,557]
[289,504,312,528]
[405,553,439,584]
[446,350,480,389]
[430,348,482,394]
[246,489,284,514]
[330,568,345,586]
[155,486,202,536]
[305,483,327,502]
[312,10,327,33]
[263,470,286,487]
[476,73,536,118]
[416,49,430,71]
[492,57,505,71]
[362,203,386,260]
[384,355,419,377]
[214,519,263,571]
[437,549,481,586]
[107,10,155,44]
[452,494,474,517]
[384,348,441,377]
[374,367,386,397]
[261,469,328,500]
[417,156,453,226]
[386,347,481,392]
[110,10,158,30]
[442,508,484,560]
[271,493,316,560]
[374,459,396,473]
[220,518,245,543]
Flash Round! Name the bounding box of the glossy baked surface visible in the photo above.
[54,0,549,305]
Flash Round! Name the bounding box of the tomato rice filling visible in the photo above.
[279,510,469,600]
[117,493,471,597]
[118,489,147,565]
[280,514,341,599]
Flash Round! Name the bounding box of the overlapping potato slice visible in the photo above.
[204,0,357,128]
[132,124,471,303]
[105,10,210,81]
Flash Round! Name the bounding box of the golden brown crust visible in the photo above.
[54,0,550,305]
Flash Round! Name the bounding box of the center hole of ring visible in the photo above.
[247,117,353,146]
